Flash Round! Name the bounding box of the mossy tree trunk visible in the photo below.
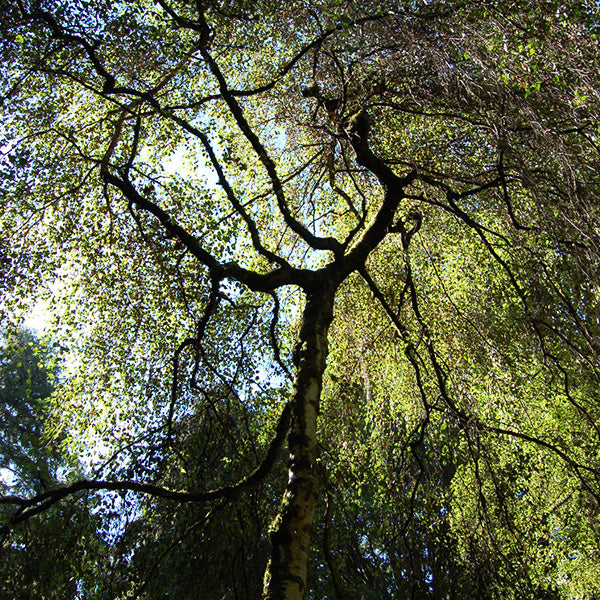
[262,282,337,600]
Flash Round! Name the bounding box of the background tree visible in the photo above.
[0,327,111,599]
[1,327,56,492]
[1,0,599,598]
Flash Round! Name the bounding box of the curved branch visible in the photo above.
[155,0,211,39]
[358,267,431,411]
[1,403,291,533]
[344,110,416,189]
[166,276,223,445]
[267,291,293,380]
[480,422,600,502]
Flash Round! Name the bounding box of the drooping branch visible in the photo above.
[369,248,600,504]
[1,402,291,534]
[479,422,600,503]
[378,244,600,502]
[131,500,227,600]
[166,276,223,445]
[358,267,431,411]
[267,290,293,381]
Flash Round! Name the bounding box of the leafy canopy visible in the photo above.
[1,0,600,598]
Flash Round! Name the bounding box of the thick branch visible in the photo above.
[335,109,417,273]
[101,169,308,291]
[344,109,416,188]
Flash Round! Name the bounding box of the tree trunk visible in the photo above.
[262,285,335,600]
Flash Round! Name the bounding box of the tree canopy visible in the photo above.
[1,0,599,598]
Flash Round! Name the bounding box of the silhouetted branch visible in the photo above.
[1,404,291,534]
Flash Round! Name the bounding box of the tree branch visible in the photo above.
[100,169,308,291]
[200,46,343,254]
[1,403,291,534]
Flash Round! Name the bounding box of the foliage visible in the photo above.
[1,0,599,598]
[0,327,56,492]
[0,328,112,599]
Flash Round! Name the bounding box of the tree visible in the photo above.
[1,0,599,598]
[0,327,111,599]
[0,327,55,493]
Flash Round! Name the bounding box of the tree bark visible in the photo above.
[262,283,336,600]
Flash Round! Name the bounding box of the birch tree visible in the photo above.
[1,1,599,598]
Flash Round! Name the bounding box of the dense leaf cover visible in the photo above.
[1,0,599,598]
